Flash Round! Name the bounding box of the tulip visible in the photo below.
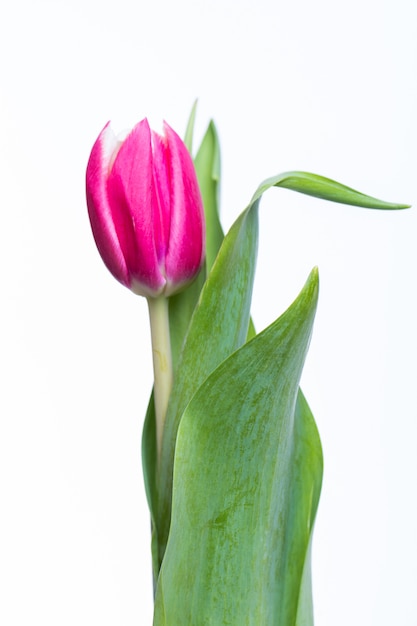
[86,118,205,461]
[86,118,205,298]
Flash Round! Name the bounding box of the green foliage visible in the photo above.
[141,392,158,585]
[158,202,259,565]
[168,112,223,370]
[183,100,198,153]
[252,171,409,210]
[142,105,408,623]
[154,271,320,625]
[194,120,224,271]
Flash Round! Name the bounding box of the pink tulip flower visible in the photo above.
[86,119,205,298]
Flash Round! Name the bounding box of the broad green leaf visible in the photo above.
[194,120,224,271]
[154,269,320,625]
[157,202,259,564]
[245,306,322,623]
[148,164,406,577]
[241,337,321,623]
[253,171,409,210]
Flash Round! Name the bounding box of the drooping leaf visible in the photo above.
[154,269,320,625]
[253,171,409,210]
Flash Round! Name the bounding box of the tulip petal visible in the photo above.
[107,119,166,296]
[163,122,205,294]
[86,123,130,287]
[151,129,171,266]
[87,118,205,297]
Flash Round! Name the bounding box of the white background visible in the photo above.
[1,0,416,624]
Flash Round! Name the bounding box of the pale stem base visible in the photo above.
[147,296,173,464]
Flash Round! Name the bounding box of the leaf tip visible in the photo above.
[288,266,319,329]
[307,266,319,301]
[184,100,199,153]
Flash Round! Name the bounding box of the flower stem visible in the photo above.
[147,296,173,465]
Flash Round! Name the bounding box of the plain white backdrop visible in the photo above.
[1,0,416,624]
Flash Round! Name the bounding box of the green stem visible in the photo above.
[147,296,173,465]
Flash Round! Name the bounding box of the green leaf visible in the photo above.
[293,389,323,626]
[194,120,224,271]
[253,171,409,210]
[142,114,227,576]
[184,100,198,153]
[141,392,159,585]
[148,162,406,579]
[247,316,257,341]
[167,114,224,372]
[154,269,321,625]
[157,202,259,565]
[168,272,205,371]
[168,167,407,369]
[167,117,224,371]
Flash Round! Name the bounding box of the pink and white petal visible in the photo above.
[107,119,166,295]
[86,123,130,287]
[150,129,171,264]
[163,122,205,292]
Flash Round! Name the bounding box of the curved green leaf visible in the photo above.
[253,171,409,210]
[147,162,406,579]
[154,269,320,625]
[158,202,259,565]
[168,166,408,369]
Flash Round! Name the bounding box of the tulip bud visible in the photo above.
[86,118,205,298]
